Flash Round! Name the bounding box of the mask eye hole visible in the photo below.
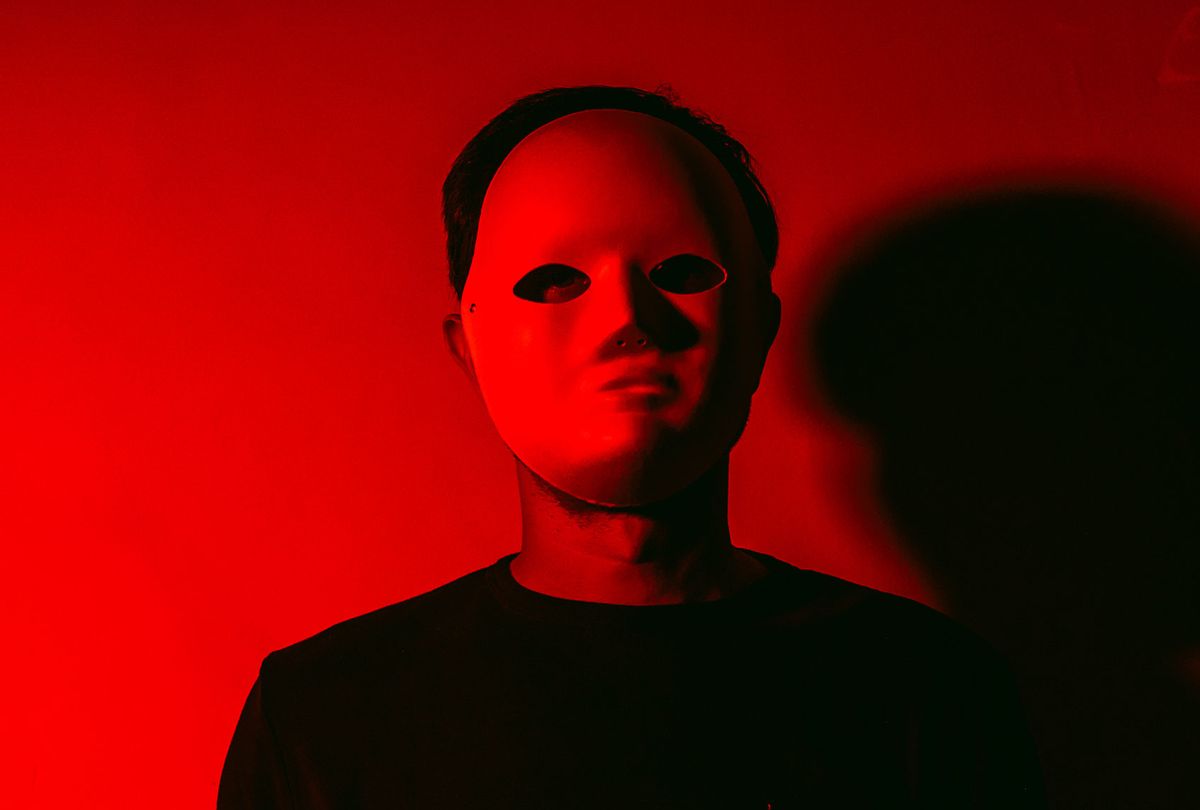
[648,254,728,294]
[513,264,591,304]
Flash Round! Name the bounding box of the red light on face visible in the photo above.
[460,109,774,506]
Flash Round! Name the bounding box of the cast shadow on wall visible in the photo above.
[808,186,1200,808]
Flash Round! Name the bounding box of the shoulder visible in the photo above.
[749,550,1009,676]
[257,562,500,698]
[753,565,1045,803]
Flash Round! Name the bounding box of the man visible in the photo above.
[218,86,1045,809]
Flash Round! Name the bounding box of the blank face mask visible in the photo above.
[460,110,775,506]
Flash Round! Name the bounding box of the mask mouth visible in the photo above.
[598,370,678,393]
[595,371,680,412]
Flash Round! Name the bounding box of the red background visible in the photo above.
[4,2,1199,807]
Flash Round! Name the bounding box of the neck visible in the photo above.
[510,457,767,605]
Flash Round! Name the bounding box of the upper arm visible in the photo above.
[217,657,295,810]
[912,644,1048,808]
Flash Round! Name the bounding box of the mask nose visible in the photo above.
[611,324,651,353]
[592,261,699,357]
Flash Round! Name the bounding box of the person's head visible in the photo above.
[442,86,781,507]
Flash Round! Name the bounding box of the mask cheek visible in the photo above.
[467,319,565,457]
[681,297,725,370]
[466,320,514,408]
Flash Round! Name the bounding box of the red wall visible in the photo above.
[4,2,1199,806]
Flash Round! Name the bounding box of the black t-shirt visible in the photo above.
[218,551,1045,809]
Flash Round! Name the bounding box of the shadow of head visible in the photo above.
[809,185,1200,802]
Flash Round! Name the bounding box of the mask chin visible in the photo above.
[518,439,720,509]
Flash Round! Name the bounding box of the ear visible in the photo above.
[442,312,479,390]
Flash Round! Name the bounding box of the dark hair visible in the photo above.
[441,85,778,298]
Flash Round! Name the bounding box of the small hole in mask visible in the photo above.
[648,254,727,294]
[468,303,476,313]
[513,264,591,304]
